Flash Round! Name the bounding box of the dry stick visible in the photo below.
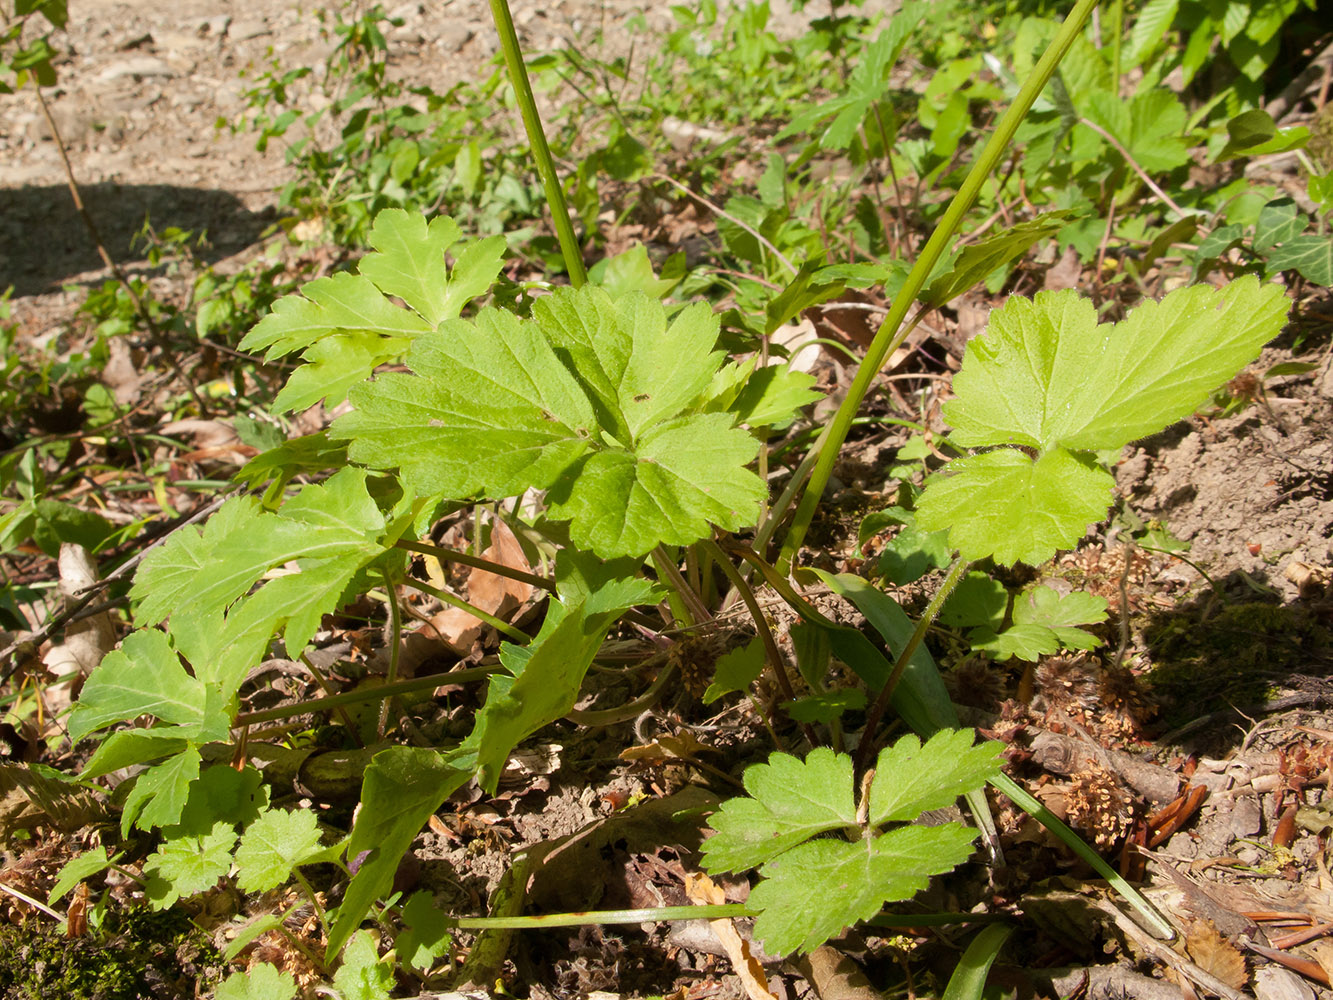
[35,88,210,415]
[0,488,245,681]
[652,172,799,276]
[701,539,808,750]
[394,538,554,592]
[1077,116,1189,220]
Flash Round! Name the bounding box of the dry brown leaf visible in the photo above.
[422,520,535,655]
[43,543,116,677]
[1184,918,1249,990]
[685,871,777,1000]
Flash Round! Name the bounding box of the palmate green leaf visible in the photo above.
[398,893,453,975]
[750,823,980,955]
[122,747,201,834]
[49,846,119,905]
[144,819,236,909]
[701,748,856,873]
[702,637,765,705]
[918,279,1290,565]
[973,585,1107,660]
[357,210,505,327]
[547,413,764,556]
[240,210,503,411]
[337,308,599,499]
[918,448,1113,567]
[235,808,326,893]
[327,748,469,959]
[68,630,209,744]
[946,279,1290,452]
[132,468,387,651]
[868,730,1003,825]
[333,931,393,1000]
[337,285,766,559]
[240,271,428,361]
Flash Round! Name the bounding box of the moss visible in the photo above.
[0,907,225,1000]
[1144,599,1331,727]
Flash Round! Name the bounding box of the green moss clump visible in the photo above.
[1144,600,1330,728]
[0,907,225,1000]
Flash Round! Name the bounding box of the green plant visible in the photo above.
[29,0,1321,992]
[0,0,65,92]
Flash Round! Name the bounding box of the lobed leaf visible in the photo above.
[215,964,297,1000]
[701,748,856,873]
[235,808,326,893]
[916,448,1113,566]
[68,630,209,744]
[868,730,1004,825]
[749,823,980,955]
[945,279,1290,453]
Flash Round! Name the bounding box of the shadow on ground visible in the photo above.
[1141,569,1333,755]
[0,182,274,295]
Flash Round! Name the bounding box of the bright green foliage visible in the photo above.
[131,467,389,665]
[334,931,394,1000]
[917,278,1290,565]
[239,210,504,412]
[971,586,1107,661]
[329,748,470,958]
[235,808,327,893]
[49,847,118,905]
[336,283,774,558]
[144,820,237,909]
[464,571,658,791]
[215,964,297,1000]
[868,730,1006,823]
[749,824,980,954]
[702,637,765,705]
[68,630,215,745]
[702,747,856,873]
[122,748,200,835]
[397,893,453,975]
[703,733,1002,954]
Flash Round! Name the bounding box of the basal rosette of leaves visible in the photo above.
[701,731,1002,954]
[916,276,1290,566]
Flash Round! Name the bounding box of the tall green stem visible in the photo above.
[488,0,588,286]
[777,0,1100,573]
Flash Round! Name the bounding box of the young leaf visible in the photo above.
[867,730,1003,825]
[239,210,503,412]
[356,210,505,327]
[925,212,1072,309]
[702,637,765,705]
[215,963,297,1000]
[327,748,469,959]
[972,585,1107,660]
[749,823,980,955]
[397,892,453,975]
[332,930,393,1000]
[235,807,326,893]
[122,747,201,834]
[143,819,236,908]
[701,748,856,873]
